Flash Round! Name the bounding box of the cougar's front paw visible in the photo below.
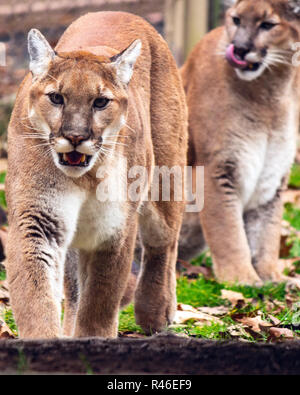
[135,296,176,335]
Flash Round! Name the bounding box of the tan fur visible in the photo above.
[6,12,187,338]
[180,0,300,284]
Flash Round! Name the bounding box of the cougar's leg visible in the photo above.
[63,249,79,337]
[6,202,79,339]
[201,171,262,285]
[135,201,183,334]
[74,220,138,338]
[244,193,284,282]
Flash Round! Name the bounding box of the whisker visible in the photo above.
[99,147,115,158]
[100,146,114,153]
[124,123,137,134]
[21,135,48,139]
[20,115,32,120]
[103,140,128,147]
[31,142,51,148]
[46,73,60,84]
[265,54,291,67]
[104,134,130,138]
[269,49,292,55]
[19,122,46,134]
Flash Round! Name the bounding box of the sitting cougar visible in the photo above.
[179,0,300,285]
[6,12,187,338]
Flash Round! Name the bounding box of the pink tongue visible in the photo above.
[226,44,248,69]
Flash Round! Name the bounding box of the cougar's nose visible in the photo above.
[65,134,88,147]
[233,44,251,60]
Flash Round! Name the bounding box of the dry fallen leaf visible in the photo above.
[270,300,286,315]
[0,319,15,339]
[174,303,222,326]
[226,324,249,338]
[221,290,250,307]
[119,331,146,338]
[268,327,295,341]
[267,314,281,326]
[177,303,198,312]
[197,306,229,316]
[285,276,300,291]
[236,316,272,334]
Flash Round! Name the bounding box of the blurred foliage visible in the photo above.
[0,103,13,138]
[0,171,6,209]
[0,269,5,281]
[289,164,300,189]
[284,202,300,231]
[191,250,212,268]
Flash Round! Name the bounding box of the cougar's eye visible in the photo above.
[48,93,64,105]
[260,22,277,31]
[233,16,241,26]
[93,97,110,110]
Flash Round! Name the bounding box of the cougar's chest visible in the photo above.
[239,105,298,211]
[71,197,127,251]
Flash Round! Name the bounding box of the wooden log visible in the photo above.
[0,333,300,375]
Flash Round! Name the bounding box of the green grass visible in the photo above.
[3,309,18,335]
[190,250,212,267]
[176,276,287,307]
[228,282,287,301]
[0,172,6,184]
[289,164,300,189]
[119,304,144,334]
[177,277,224,307]
[0,171,6,210]
[0,269,5,281]
[284,203,300,231]
[171,322,230,340]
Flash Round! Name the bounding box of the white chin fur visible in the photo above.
[235,63,267,81]
[51,151,99,178]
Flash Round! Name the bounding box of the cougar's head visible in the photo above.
[224,0,300,81]
[26,29,141,178]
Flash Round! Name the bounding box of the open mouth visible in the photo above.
[243,62,260,72]
[58,152,92,167]
[226,44,261,72]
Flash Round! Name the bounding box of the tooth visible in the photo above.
[81,155,86,163]
[63,153,68,162]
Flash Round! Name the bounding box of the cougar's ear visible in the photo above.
[289,0,300,16]
[110,39,142,85]
[28,29,56,77]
